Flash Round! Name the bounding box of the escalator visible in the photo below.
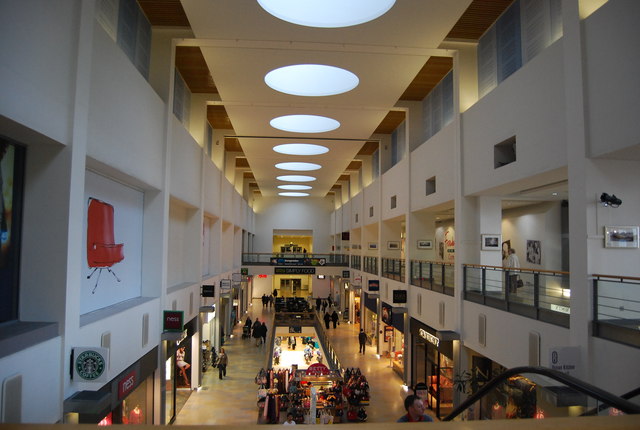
[442,366,640,421]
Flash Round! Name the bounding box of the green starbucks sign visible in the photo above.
[75,349,106,381]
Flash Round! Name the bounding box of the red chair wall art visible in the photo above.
[87,197,124,293]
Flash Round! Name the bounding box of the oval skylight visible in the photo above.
[275,162,321,171]
[270,115,340,133]
[277,175,316,182]
[279,192,310,197]
[278,184,313,190]
[257,0,396,28]
[265,64,359,97]
[273,143,329,156]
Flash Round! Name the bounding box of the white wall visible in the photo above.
[381,157,409,220]
[0,337,63,423]
[253,197,334,253]
[87,23,165,190]
[170,121,202,207]
[363,178,381,226]
[462,41,567,195]
[583,0,640,158]
[501,202,563,272]
[410,123,456,212]
[0,0,77,145]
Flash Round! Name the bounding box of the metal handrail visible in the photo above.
[464,263,569,276]
[443,366,640,421]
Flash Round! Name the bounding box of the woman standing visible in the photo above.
[217,348,228,379]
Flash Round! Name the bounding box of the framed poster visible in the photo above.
[417,239,433,249]
[481,234,501,250]
[387,241,400,250]
[368,242,378,250]
[384,326,394,342]
[604,226,639,248]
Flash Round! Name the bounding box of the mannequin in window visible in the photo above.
[176,347,190,386]
[128,404,144,424]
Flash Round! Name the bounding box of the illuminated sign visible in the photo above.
[163,310,184,332]
[419,328,440,347]
[118,370,137,400]
[274,267,316,274]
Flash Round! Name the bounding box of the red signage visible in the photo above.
[118,370,137,400]
[306,363,330,376]
[163,310,184,332]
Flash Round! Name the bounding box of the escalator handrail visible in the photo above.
[442,366,640,421]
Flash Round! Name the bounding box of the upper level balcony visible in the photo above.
[242,253,349,266]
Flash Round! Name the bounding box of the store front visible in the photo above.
[410,318,459,419]
[381,302,405,378]
[164,316,198,424]
[362,292,378,347]
[63,347,157,424]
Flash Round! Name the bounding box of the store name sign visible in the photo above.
[118,370,137,400]
[274,267,316,275]
[419,328,439,347]
[163,310,184,332]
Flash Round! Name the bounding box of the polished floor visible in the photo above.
[173,299,435,425]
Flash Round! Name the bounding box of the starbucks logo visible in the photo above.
[75,350,106,380]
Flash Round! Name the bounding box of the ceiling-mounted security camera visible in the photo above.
[600,193,622,208]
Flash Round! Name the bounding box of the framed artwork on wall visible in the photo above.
[481,234,501,250]
[604,226,639,248]
[387,241,400,250]
[417,239,433,249]
[368,242,378,250]
[526,240,542,264]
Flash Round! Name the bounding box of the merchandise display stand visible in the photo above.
[343,368,370,422]
[255,365,345,424]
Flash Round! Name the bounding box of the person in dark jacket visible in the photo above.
[260,322,268,346]
[252,319,262,346]
[323,312,331,329]
[358,329,367,354]
[316,297,322,311]
[331,310,339,328]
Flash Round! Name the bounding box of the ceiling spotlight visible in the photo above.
[600,193,622,208]
[275,162,321,171]
[278,184,312,190]
[265,64,359,96]
[270,114,340,133]
[257,0,396,28]
[273,143,329,156]
[279,192,309,197]
[277,175,316,182]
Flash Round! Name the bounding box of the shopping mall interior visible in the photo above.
[0,0,639,428]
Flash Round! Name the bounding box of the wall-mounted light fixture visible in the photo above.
[600,193,622,208]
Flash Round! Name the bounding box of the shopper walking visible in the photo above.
[358,329,367,354]
[331,310,339,328]
[316,297,322,311]
[260,321,268,346]
[323,312,331,329]
[216,347,228,379]
[253,319,262,346]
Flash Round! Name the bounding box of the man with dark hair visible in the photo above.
[358,329,367,354]
[397,394,433,422]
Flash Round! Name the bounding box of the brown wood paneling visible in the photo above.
[207,105,234,130]
[400,57,453,101]
[175,47,217,94]
[373,111,406,134]
[345,161,362,171]
[224,137,243,153]
[337,174,350,182]
[358,141,379,156]
[244,172,255,180]
[235,158,249,168]
[446,0,514,40]
[138,0,190,27]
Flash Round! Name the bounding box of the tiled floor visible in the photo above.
[173,299,434,425]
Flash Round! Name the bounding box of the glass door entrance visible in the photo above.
[279,278,302,297]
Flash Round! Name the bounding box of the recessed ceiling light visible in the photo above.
[265,64,359,97]
[277,175,316,182]
[279,192,310,197]
[276,162,321,171]
[270,114,340,133]
[257,0,396,28]
[273,143,329,156]
[278,184,312,190]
